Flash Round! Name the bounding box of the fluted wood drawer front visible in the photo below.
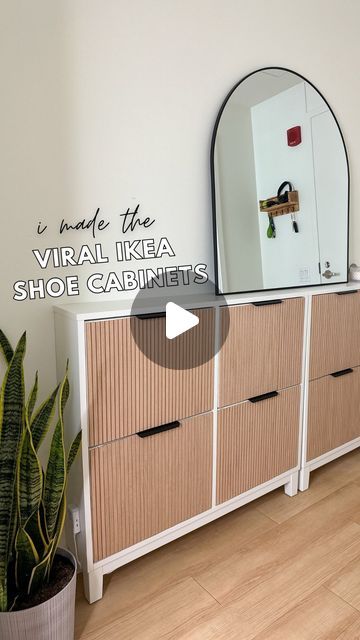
[219,298,304,407]
[86,308,214,445]
[307,366,360,461]
[217,385,300,504]
[89,413,213,561]
[310,291,360,380]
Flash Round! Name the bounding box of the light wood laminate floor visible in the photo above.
[75,449,360,639]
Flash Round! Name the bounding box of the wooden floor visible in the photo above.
[75,450,360,639]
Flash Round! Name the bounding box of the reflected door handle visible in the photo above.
[322,269,341,279]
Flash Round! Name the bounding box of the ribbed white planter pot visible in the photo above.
[0,548,77,640]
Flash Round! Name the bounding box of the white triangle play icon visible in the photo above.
[166,302,199,340]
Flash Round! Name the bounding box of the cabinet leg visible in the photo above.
[284,471,298,497]
[299,467,310,492]
[83,567,103,604]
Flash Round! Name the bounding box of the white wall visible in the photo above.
[215,102,263,292]
[1,0,360,398]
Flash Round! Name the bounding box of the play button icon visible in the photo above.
[166,302,199,339]
[130,268,229,370]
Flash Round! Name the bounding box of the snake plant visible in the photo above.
[0,330,81,612]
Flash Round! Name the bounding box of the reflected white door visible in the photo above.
[311,111,348,283]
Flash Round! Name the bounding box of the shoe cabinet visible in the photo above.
[54,283,360,602]
[300,288,360,490]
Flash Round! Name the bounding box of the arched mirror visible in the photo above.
[211,67,349,294]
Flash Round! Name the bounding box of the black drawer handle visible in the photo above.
[137,420,181,438]
[135,311,166,320]
[249,390,279,403]
[331,368,353,377]
[336,290,357,296]
[252,300,283,307]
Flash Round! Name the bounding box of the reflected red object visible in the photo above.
[287,126,302,147]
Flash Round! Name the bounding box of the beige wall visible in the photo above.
[1,0,359,398]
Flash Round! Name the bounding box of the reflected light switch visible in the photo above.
[299,267,310,283]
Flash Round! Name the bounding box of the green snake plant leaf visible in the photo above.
[0,332,26,612]
[43,420,66,541]
[15,527,39,592]
[30,383,59,452]
[47,492,67,579]
[25,509,48,557]
[67,431,82,473]
[8,594,19,612]
[43,369,70,551]
[60,373,69,419]
[26,371,38,422]
[0,330,14,365]
[27,546,52,595]
[39,477,50,543]
[17,422,43,527]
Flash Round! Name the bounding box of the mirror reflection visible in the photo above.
[212,68,349,294]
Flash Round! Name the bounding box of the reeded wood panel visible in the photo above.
[219,298,304,407]
[86,308,214,445]
[307,367,360,461]
[310,291,360,380]
[90,413,213,561]
[217,385,300,504]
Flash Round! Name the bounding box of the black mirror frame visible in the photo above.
[210,66,350,296]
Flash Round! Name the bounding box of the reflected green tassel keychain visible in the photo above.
[267,215,276,238]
